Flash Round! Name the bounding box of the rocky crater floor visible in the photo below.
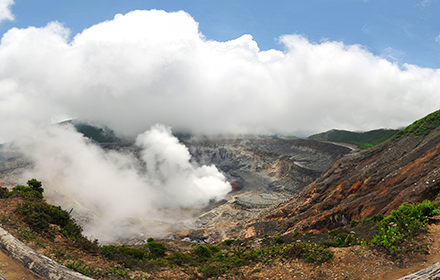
[177,137,351,242]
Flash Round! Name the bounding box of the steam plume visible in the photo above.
[16,124,231,242]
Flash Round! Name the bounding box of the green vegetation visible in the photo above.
[393,109,440,139]
[10,179,45,199]
[60,120,119,143]
[97,234,334,278]
[309,128,400,149]
[0,180,98,253]
[3,178,440,278]
[372,201,440,254]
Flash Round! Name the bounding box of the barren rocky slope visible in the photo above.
[241,111,440,238]
[178,137,351,241]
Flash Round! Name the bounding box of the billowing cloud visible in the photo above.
[0,9,439,143]
[15,124,231,242]
[0,0,14,23]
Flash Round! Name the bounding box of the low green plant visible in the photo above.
[166,252,191,265]
[143,238,167,258]
[350,220,359,227]
[12,185,43,199]
[274,236,285,244]
[66,260,96,277]
[284,241,333,263]
[0,187,9,198]
[224,239,233,246]
[193,245,213,259]
[372,201,440,254]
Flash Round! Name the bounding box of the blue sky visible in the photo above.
[1,0,440,68]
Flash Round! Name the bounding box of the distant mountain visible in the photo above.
[59,120,120,143]
[309,128,400,149]
[242,109,440,237]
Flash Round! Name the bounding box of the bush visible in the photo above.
[372,201,440,254]
[12,185,42,199]
[144,238,167,258]
[350,220,359,227]
[167,252,191,265]
[0,187,9,198]
[27,179,43,194]
[224,239,233,246]
[193,245,212,259]
[274,236,285,244]
[284,241,333,263]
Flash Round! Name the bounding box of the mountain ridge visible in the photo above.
[309,128,400,149]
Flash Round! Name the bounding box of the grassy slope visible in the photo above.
[309,129,400,149]
[392,109,440,139]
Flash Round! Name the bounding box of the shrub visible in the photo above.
[350,220,359,227]
[193,245,212,259]
[144,239,167,258]
[372,201,440,254]
[0,187,9,198]
[12,185,42,199]
[224,239,233,246]
[27,179,43,194]
[274,236,285,244]
[284,241,333,263]
[167,252,191,265]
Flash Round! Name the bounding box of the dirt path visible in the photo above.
[375,223,440,279]
[0,249,42,280]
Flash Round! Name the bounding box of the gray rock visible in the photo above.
[398,262,440,279]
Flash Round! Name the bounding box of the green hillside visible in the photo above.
[392,109,440,139]
[309,129,400,149]
[60,120,119,143]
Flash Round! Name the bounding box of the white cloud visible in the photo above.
[381,47,405,63]
[0,0,14,23]
[419,0,436,7]
[435,34,440,44]
[0,9,439,142]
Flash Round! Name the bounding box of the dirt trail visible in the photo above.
[375,223,440,280]
[0,249,42,280]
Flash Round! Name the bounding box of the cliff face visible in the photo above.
[186,137,351,194]
[244,130,440,237]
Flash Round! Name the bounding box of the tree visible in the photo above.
[27,179,43,194]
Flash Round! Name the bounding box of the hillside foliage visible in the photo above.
[393,109,440,139]
[309,129,400,149]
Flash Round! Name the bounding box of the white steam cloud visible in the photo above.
[15,124,231,242]
[0,9,439,143]
[0,0,14,23]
